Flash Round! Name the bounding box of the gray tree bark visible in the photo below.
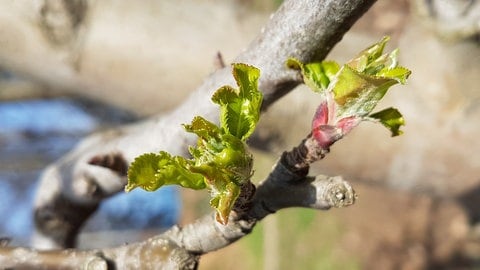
[0,0,377,268]
[0,134,356,269]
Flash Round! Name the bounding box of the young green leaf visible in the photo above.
[332,65,398,117]
[210,182,241,225]
[126,152,206,192]
[377,66,411,85]
[211,63,263,141]
[183,116,221,141]
[347,36,389,72]
[127,63,263,225]
[187,132,253,224]
[286,58,339,92]
[369,107,405,136]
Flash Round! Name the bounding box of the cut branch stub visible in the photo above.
[317,175,356,208]
[248,174,356,220]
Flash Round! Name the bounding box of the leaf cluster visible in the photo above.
[287,36,411,138]
[125,37,411,225]
[126,64,262,224]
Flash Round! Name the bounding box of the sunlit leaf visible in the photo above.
[289,36,411,148]
[127,63,262,224]
[369,107,405,136]
[347,36,390,72]
[211,182,241,225]
[377,66,411,84]
[126,152,206,192]
[183,116,221,140]
[212,63,262,141]
[332,65,397,117]
[126,153,161,192]
[286,58,339,92]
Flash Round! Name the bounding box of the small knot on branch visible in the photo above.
[233,181,257,218]
[280,133,330,181]
[88,152,128,176]
[83,255,108,270]
[322,176,356,208]
[214,51,226,69]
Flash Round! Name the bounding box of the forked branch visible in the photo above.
[0,133,356,269]
[32,0,376,249]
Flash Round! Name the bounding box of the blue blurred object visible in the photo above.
[0,98,181,246]
[0,99,97,135]
[91,186,181,231]
[0,172,38,245]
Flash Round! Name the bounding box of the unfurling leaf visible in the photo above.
[347,36,390,72]
[286,58,339,92]
[377,66,411,85]
[212,63,262,141]
[332,65,397,117]
[209,182,241,225]
[369,107,405,136]
[183,116,222,141]
[126,63,263,224]
[126,152,206,192]
[290,36,411,148]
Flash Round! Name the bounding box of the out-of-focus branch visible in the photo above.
[0,237,199,270]
[32,0,376,249]
[413,0,480,41]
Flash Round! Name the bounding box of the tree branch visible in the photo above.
[32,0,376,249]
[2,176,351,269]
[1,131,356,268]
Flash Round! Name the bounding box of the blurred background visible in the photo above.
[0,0,479,269]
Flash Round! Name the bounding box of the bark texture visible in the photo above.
[29,0,375,251]
[4,126,352,270]
[0,0,376,267]
[0,135,356,268]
